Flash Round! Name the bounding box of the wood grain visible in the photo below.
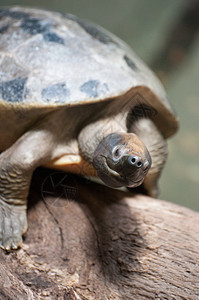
[0,168,198,299]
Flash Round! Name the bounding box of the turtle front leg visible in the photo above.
[0,127,56,250]
[0,161,30,250]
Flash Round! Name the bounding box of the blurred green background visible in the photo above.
[1,0,199,210]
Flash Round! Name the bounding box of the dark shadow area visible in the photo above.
[28,167,78,209]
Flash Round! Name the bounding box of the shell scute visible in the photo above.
[0,8,30,20]
[124,55,138,72]
[65,13,116,45]
[42,83,70,103]
[20,17,52,35]
[80,80,109,98]
[43,31,65,45]
[0,56,29,82]
[0,77,27,102]
[0,24,9,34]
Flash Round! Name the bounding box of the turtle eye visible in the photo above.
[113,147,121,158]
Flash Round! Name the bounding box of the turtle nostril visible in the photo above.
[131,157,136,164]
[136,160,143,168]
[129,156,143,168]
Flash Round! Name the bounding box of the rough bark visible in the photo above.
[0,168,199,300]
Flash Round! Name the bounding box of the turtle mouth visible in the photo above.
[104,157,120,177]
[103,157,143,188]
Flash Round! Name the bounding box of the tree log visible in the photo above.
[0,168,199,299]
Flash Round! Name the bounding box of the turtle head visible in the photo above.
[93,133,151,188]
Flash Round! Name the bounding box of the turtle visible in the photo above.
[0,6,178,250]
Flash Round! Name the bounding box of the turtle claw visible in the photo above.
[0,199,27,251]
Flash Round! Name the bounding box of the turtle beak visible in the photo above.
[93,132,151,188]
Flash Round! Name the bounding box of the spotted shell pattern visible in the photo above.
[0,7,167,104]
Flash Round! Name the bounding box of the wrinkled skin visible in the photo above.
[93,133,151,188]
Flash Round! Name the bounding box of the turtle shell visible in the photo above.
[0,7,178,138]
